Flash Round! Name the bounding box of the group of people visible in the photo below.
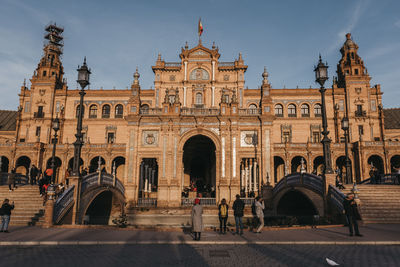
[190,195,265,241]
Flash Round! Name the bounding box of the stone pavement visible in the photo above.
[0,225,400,267]
[0,224,399,244]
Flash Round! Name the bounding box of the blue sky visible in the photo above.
[0,0,399,110]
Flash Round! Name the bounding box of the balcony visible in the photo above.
[355,110,367,117]
[181,107,219,116]
[139,108,162,115]
[238,108,260,115]
[33,112,45,118]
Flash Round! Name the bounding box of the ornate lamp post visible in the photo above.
[50,116,60,184]
[314,55,333,174]
[72,58,91,176]
[341,117,352,184]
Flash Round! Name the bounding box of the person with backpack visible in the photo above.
[218,198,229,234]
[254,196,265,233]
[232,194,245,235]
[1,199,14,233]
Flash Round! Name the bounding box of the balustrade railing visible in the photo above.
[53,185,75,223]
[238,108,261,115]
[165,62,181,67]
[328,185,346,212]
[140,108,162,115]
[137,198,157,207]
[181,198,216,206]
[219,62,235,67]
[81,172,125,195]
[181,108,220,116]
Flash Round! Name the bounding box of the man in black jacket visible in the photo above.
[1,199,14,233]
[232,194,245,235]
[343,194,362,237]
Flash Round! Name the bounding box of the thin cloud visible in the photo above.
[328,0,369,53]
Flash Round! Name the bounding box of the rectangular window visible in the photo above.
[24,101,30,113]
[358,125,364,136]
[19,138,25,143]
[355,69,359,75]
[371,100,376,112]
[56,101,60,113]
[282,131,291,143]
[312,132,320,143]
[339,100,344,111]
[35,126,41,137]
[107,132,115,144]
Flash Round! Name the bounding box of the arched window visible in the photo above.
[102,104,111,118]
[76,105,85,118]
[288,104,297,117]
[248,104,257,109]
[189,68,209,80]
[314,104,322,117]
[196,93,202,105]
[115,104,124,118]
[301,104,310,117]
[140,104,149,114]
[275,104,283,117]
[89,105,98,118]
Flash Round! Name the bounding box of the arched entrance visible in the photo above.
[313,156,324,176]
[83,190,123,225]
[46,157,62,183]
[0,156,9,172]
[336,156,352,184]
[368,155,384,174]
[89,156,106,173]
[277,190,318,224]
[112,156,126,179]
[15,156,31,176]
[291,156,307,173]
[68,157,83,172]
[182,135,216,197]
[274,156,285,183]
[390,155,400,172]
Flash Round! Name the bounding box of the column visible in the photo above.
[212,86,215,107]
[253,160,257,193]
[183,86,187,107]
[264,129,271,185]
[240,162,244,191]
[184,61,188,81]
[212,61,215,81]
[222,137,225,178]
[245,159,248,194]
[232,137,236,178]
[127,130,135,183]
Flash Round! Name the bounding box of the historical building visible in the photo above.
[1,25,400,214]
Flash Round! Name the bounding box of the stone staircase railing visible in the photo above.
[53,185,75,224]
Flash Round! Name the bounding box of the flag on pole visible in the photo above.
[198,18,203,37]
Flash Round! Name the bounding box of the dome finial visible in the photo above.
[133,67,140,85]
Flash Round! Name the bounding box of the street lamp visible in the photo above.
[72,57,91,176]
[341,117,352,184]
[50,116,60,184]
[314,55,333,174]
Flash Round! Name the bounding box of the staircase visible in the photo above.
[0,185,45,226]
[342,185,400,224]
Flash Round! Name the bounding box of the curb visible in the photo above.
[1,241,400,246]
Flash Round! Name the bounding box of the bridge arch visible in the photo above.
[272,173,324,216]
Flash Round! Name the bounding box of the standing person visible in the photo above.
[8,168,16,192]
[218,198,229,234]
[343,194,362,237]
[191,198,203,241]
[232,194,245,235]
[0,199,14,233]
[81,167,88,177]
[255,196,265,233]
[30,165,39,185]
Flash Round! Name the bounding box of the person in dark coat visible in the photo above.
[1,199,14,233]
[343,194,362,236]
[218,198,229,234]
[232,194,245,235]
[30,164,39,185]
[8,169,16,191]
[191,198,203,241]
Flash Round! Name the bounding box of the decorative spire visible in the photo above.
[238,52,243,61]
[212,42,216,49]
[157,53,161,61]
[185,41,188,50]
[133,67,140,85]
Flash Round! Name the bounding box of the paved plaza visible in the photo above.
[0,224,400,266]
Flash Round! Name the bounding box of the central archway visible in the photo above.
[182,134,216,197]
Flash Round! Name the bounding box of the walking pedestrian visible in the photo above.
[30,164,39,185]
[343,194,363,237]
[232,194,245,235]
[8,168,16,192]
[0,199,14,233]
[255,196,265,233]
[218,198,229,234]
[191,198,203,241]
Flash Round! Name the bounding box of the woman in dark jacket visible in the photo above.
[218,198,229,234]
[1,199,15,233]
